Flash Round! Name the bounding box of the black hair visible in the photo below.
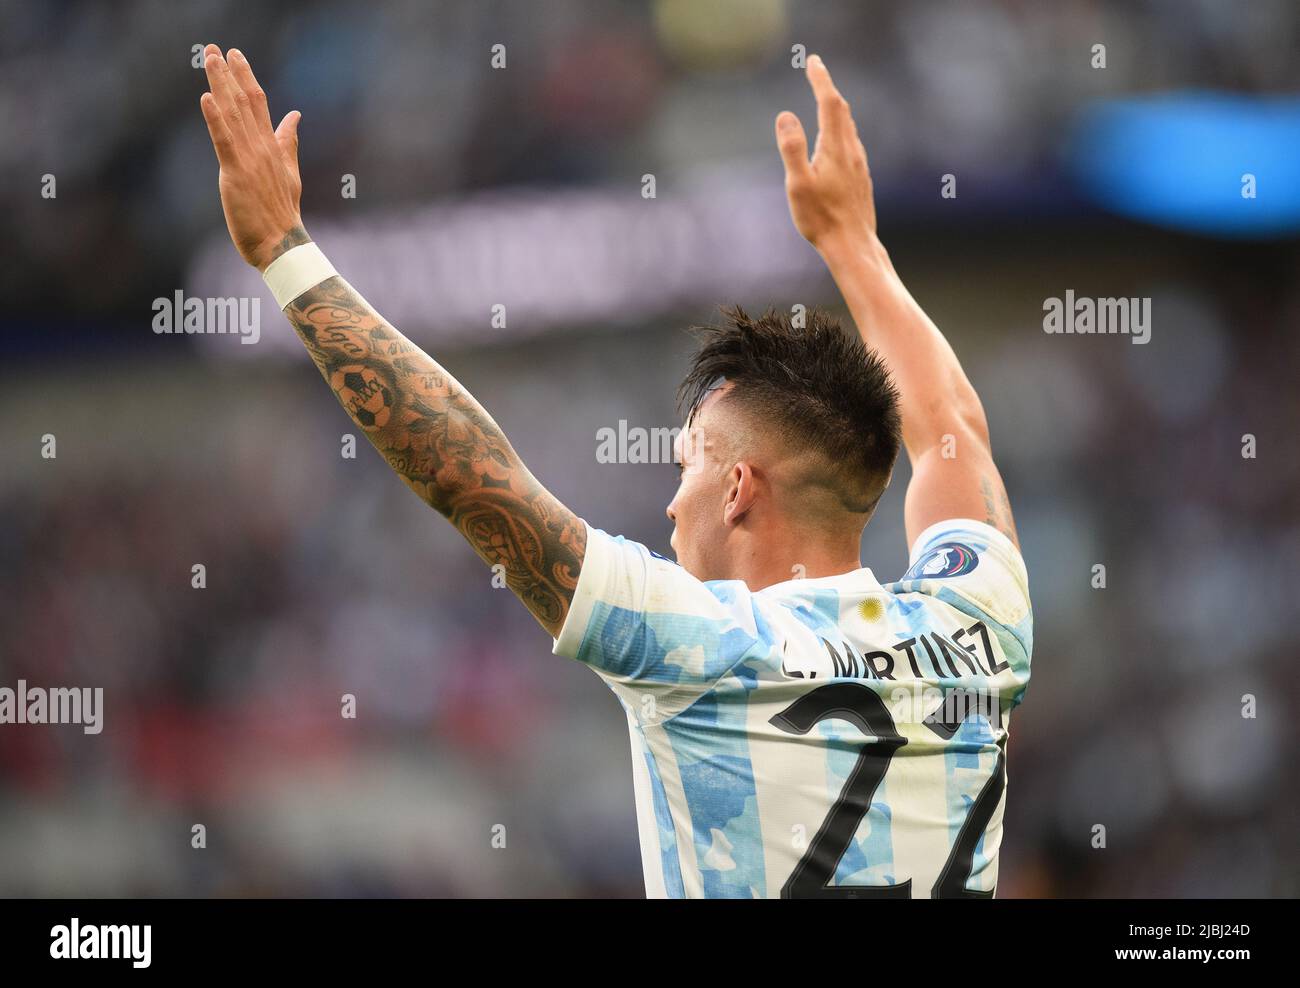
[677,305,902,514]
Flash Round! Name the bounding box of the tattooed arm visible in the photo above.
[775,55,1018,548]
[285,266,584,632]
[197,45,585,634]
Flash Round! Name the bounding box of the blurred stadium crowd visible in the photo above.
[6,0,1300,326]
[2,0,1298,896]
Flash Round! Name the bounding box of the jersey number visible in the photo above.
[769,682,1005,899]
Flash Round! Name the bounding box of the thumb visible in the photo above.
[274,110,301,162]
[775,111,810,182]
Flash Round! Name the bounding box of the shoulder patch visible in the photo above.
[904,541,979,580]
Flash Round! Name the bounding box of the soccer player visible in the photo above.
[198,45,1031,898]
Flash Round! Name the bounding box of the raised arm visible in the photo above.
[774,55,1017,549]
[196,45,585,634]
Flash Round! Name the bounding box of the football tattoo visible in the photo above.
[330,365,393,429]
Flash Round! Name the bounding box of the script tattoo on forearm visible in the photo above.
[979,474,1018,544]
[283,274,585,631]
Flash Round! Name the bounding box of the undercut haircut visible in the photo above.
[678,305,902,515]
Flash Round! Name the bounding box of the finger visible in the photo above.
[806,54,851,147]
[226,48,276,142]
[199,92,238,166]
[774,111,811,182]
[274,110,301,166]
[203,51,248,146]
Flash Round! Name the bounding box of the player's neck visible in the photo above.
[731,529,862,591]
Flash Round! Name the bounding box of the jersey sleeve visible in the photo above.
[552,523,762,719]
[896,518,1033,677]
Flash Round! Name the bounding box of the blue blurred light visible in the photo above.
[1067,92,1300,237]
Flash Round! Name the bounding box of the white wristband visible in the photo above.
[262,242,338,309]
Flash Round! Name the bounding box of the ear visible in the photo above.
[722,461,758,527]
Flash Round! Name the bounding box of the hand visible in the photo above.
[198,45,306,271]
[775,55,878,254]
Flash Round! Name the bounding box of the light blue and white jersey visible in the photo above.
[553,518,1033,898]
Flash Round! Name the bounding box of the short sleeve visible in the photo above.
[896,518,1033,672]
[552,524,762,718]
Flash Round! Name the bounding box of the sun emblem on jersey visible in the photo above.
[904,541,979,580]
[858,597,884,622]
